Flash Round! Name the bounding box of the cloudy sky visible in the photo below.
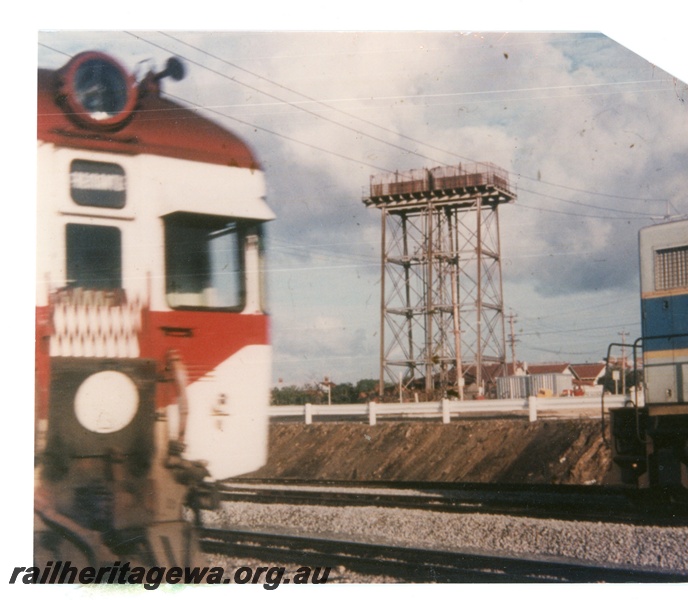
[36,28,688,387]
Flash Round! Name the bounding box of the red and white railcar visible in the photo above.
[36,51,273,486]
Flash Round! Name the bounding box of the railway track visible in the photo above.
[198,526,688,583]
[218,478,688,526]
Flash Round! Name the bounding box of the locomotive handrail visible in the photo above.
[602,332,688,446]
[601,340,643,447]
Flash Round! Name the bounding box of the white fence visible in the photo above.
[269,395,632,425]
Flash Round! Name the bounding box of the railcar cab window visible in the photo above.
[164,213,251,310]
[66,223,122,289]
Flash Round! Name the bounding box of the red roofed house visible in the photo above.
[569,363,607,394]
[526,363,573,376]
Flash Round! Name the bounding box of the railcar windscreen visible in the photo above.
[164,213,243,309]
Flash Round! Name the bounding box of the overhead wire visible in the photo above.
[158,32,672,205]
[518,186,661,217]
[39,38,401,177]
[38,42,72,59]
[42,35,676,221]
[37,42,674,289]
[132,32,671,217]
[514,201,659,221]
[517,322,641,338]
[126,32,443,178]
[163,90,400,177]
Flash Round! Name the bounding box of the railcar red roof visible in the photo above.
[37,67,261,170]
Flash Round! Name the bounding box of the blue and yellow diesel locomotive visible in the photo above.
[611,218,688,492]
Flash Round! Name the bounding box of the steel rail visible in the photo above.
[219,479,688,526]
[198,526,688,583]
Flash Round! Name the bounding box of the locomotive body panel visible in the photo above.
[175,344,271,479]
[638,219,688,405]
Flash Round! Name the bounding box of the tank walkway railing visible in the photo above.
[368,161,512,199]
[270,395,630,425]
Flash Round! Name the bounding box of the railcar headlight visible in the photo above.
[74,371,139,433]
[73,59,129,120]
[59,52,138,129]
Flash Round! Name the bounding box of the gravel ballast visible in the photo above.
[203,501,688,575]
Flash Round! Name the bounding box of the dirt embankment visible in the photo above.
[249,419,615,485]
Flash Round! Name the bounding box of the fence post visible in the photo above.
[528,396,537,422]
[441,398,450,424]
[368,401,377,426]
[305,403,312,425]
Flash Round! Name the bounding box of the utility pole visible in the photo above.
[507,312,518,373]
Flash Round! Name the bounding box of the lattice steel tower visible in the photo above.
[364,162,516,399]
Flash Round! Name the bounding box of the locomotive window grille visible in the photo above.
[654,245,688,291]
[164,213,244,310]
[66,223,122,289]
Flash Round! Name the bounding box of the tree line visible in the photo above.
[271,379,378,405]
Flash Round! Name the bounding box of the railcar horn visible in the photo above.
[155,57,186,82]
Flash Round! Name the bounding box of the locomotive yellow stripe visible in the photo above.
[641,287,688,300]
[644,348,688,361]
[648,404,688,416]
